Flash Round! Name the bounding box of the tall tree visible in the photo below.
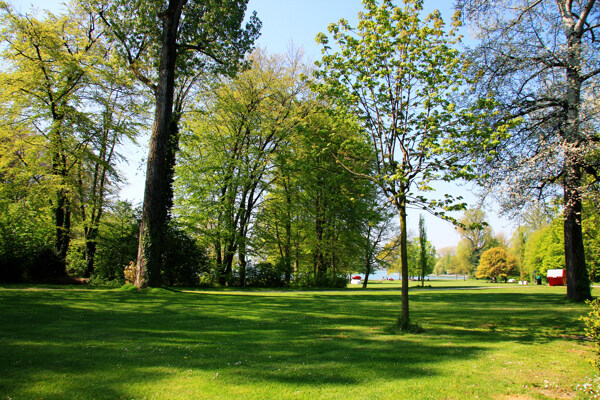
[75,75,143,278]
[0,4,103,276]
[312,0,500,329]
[250,99,378,287]
[456,0,600,301]
[176,50,306,285]
[434,247,459,276]
[456,208,494,271]
[94,0,261,287]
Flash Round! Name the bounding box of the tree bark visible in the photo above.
[397,198,410,329]
[284,179,292,284]
[314,186,326,285]
[562,3,591,301]
[51,123,70,277]
[135,0,186,288]
[84,229,98,278]
[362,257,371,289]
[564,163,591,300]
[54,191,71,275]
[238,235,247,287]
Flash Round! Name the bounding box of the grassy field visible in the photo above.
[0,282,596,400]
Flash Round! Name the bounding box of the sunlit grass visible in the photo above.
[0,284,595,399]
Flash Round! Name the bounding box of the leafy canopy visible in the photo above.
[311,0,507,220]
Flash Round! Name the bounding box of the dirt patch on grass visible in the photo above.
[497,387,576,400]
[535,388,576,399]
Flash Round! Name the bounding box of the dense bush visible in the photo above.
[245,262,286,287]
[0,198,57,282]
[0,246,63,283]
[161,224,209,286]
[583,299,600,372]
[290,272,347,288]
[93,201,140,283]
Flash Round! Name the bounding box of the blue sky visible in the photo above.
[248,0,461,59]
[7,0,514,250]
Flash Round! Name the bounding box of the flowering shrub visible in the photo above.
[123,261,136,284]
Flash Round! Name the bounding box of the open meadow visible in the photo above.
[0,283,596,400]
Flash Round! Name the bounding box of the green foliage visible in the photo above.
[161,223,209,287]
[382,234,436,278]
[583,202,600,282]
[176,50,307,284]
[458,0,598,301]
[312,0,511,323]
[417,215,433,283]
[582,299,600,372]
[476,247,517,281]
[0,195,55,282]
[456,208,495,271]
[245,262,286,288]
[93,0,261,81]
[433,247,458,275]
[93,201,140,282]
[454,239,475,276]
[523,218,564,279]
[65,239,88,277]
[0,4,143,282]
[176,49,381,288]
[92,0,262,288]
[311,0,507,220]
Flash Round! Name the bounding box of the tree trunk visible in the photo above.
[238,237,247,287]
[51,129,70,278]
[397,199,410,329]
[362,256,371,289]
[562,9,591,301]
[84,227,99,278]
[221,248,235,285]
[215,237,223,284]
[563,164,591,300]
[284,183,292,284]
[54,191,71,277]
[135,0,185,288]
[314,191,326,285]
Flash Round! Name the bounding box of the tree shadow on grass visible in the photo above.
[0,287,587,399]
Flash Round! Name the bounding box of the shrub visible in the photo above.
[94,201,140,281]
[582,299,600,372]
[123,261,136,284]
[245,262,286,287]
[289,272,347,288]
[476,247,518,281]
[160,224,209,286]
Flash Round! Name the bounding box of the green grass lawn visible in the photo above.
[352,277,512,290]
[0,283,596,400]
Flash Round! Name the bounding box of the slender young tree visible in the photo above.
[418,215,428,286]
[312,0,503,330]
